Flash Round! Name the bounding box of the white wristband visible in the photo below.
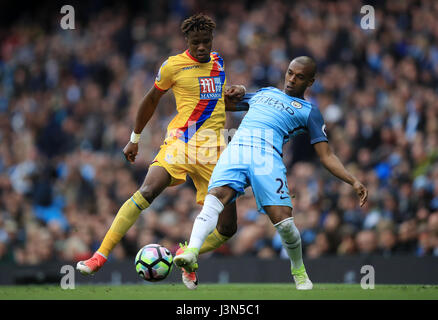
[130,132,141,144]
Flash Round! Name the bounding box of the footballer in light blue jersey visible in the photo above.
[175,57,368,290]
[209,85,328,213]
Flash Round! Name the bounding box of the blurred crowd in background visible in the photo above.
[0,0,438,266]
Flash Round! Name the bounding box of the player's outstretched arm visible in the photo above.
[123,86,166,163]
[224,85,247,111]
[313,141,368,207]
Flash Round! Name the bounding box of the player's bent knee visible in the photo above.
[216,221,237,238]
[208,186,235,205]
[139,185,158,203]
[265,206,293,225]
[208,187,226,201]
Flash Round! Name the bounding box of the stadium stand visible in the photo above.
[0,0,437,266]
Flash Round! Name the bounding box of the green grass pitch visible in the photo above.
[0,283,437,300]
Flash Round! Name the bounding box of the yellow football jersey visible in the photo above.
[154,50,227,150]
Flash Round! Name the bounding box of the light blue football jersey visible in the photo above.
[231,87,328,155]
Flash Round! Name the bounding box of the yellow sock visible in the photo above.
[199,228,230,255]
[98,191,149,257]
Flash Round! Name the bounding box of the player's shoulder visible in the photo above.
[258,87,312,105]
[305,100,326,124]
[163,52,186,66]
[210,51,225,71]
[210,51,224,61]
[289,96,314,112]
[251,86,279,96]
[259,86,278,93]
[158,52,193,78]
[161,50,197,67]
[248,87,287,102]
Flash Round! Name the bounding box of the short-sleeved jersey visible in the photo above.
[231,87,328,155]
[154,50,227,148]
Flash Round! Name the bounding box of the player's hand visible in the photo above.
[353,180,368,207]
[123,142,139,163]
[225,85,246,103]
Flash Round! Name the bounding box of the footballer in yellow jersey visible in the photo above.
[150,48,229,204]
[77,14,245,290]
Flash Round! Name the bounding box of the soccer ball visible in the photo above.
[135,244,173,282]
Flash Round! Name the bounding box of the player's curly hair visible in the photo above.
[180,13,216,36]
